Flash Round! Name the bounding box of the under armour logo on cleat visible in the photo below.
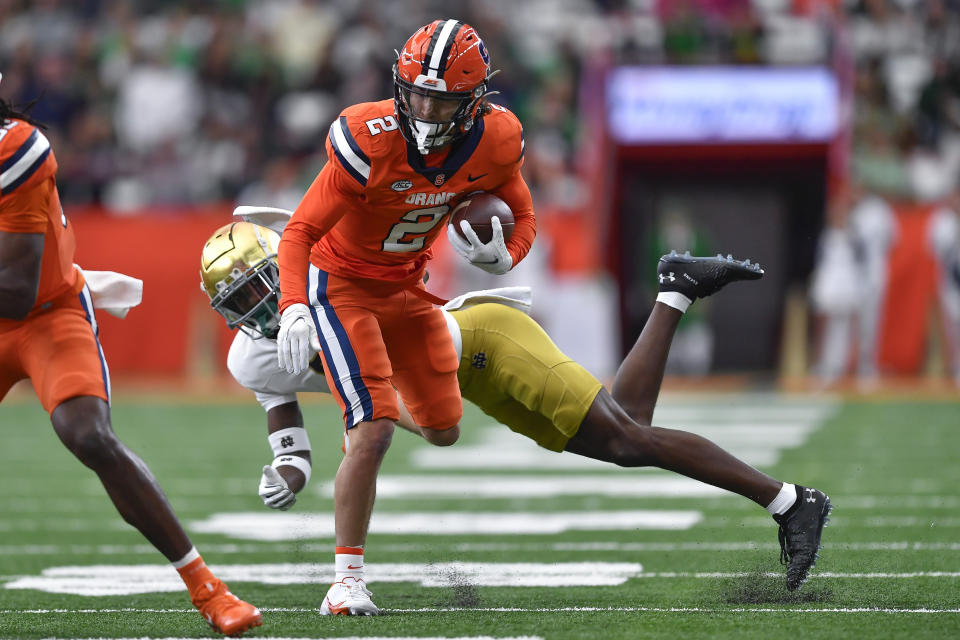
[805,488,817,503]
[659,272,675,283]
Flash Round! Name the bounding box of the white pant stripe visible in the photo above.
[307,265,366,427]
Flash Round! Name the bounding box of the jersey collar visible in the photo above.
[405,118,485,187]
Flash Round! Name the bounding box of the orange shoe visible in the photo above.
[191,579,262,636]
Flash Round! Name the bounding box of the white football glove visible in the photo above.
[258,465,296,510]
[277,303,320,374]
[446,216,513,275]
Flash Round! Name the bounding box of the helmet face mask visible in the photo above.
[200,222,282,340]
[393,20,492,154]
[210,259,281,339]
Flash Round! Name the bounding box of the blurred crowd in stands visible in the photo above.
[3,0,960,383]
[4,0,955,212]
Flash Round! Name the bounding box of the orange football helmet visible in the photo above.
[393,19,494,153]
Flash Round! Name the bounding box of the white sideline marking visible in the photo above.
[715,515,960,528]
[397,607,955,614]
[4,562,645,595]
[5,606,956,615]
[31,637,543,640]
[636,572,960,579]
[381,541,960,553]
[31,637,542,640]
[318,474,726,498]
[5,540,960,556]
[6,564,960,597]
[189,510,702,540]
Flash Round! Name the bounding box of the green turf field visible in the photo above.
[0,392,958,639]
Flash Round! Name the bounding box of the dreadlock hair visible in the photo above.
[0,96,46,129]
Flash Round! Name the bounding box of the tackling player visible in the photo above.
[0,87,262,636]
[275,20,536,614]
[202,214,831,615]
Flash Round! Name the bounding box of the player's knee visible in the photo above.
[347,419,395,461]
[51,397,124,469]
[422,423,459,447]
[605,424,660,468]
[57,420,124,469]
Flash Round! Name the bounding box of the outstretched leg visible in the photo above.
[569,252,831,591]
[610,303,682,425]
[51,396,193,559]
[566,390,782,506]
[51,396,262,635]
[613,252,764,425]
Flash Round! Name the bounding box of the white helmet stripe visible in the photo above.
[426,19,460,78]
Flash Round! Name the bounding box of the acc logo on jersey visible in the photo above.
[391,180,413,192]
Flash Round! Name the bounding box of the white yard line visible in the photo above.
[318,475,728,498]
[27,637,542,640]
[189,510,703,540]
[3,562,647,595]
[5,563,959,597]
[2,606,956,616]
[714,515,960,528]
[3,540,960,556]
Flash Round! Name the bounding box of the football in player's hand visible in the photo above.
[449,192,515,244]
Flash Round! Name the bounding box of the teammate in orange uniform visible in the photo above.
[0,87,261,636]
[276,20,535,615]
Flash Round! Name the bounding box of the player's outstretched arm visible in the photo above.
[258,401,313,510]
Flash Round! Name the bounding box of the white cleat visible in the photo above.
[319,578,380,616]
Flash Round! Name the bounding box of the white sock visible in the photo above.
[335,546,364,582]
[765,482,797,515]
[656,291,692,313]
[171,546,200,569]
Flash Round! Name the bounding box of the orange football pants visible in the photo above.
[305,264,461,431]
[0,285,110,413]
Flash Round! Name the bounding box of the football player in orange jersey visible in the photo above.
[0,87,262,636]
[276,20,536,614]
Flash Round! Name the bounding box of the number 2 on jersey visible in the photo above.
[382,204,448,252]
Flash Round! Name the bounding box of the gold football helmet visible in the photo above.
[200,222,282,339]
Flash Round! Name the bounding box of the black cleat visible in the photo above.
[773,485,832,591]
[657,251,764,300]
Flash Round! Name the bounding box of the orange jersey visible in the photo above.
[0,118,82,311]
[279,99,535,310]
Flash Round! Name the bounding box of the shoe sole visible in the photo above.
[209,613,263,636]
[787,496,833,591]
[320,601,380,616]
[659,255,763,279]
[322,607,379,616]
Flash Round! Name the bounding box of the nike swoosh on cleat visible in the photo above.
[467,173,488,182]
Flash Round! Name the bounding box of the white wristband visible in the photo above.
[272,454,312,485]
[268,427,311,456]
[267,427,310,456]
[656,291,692,313]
